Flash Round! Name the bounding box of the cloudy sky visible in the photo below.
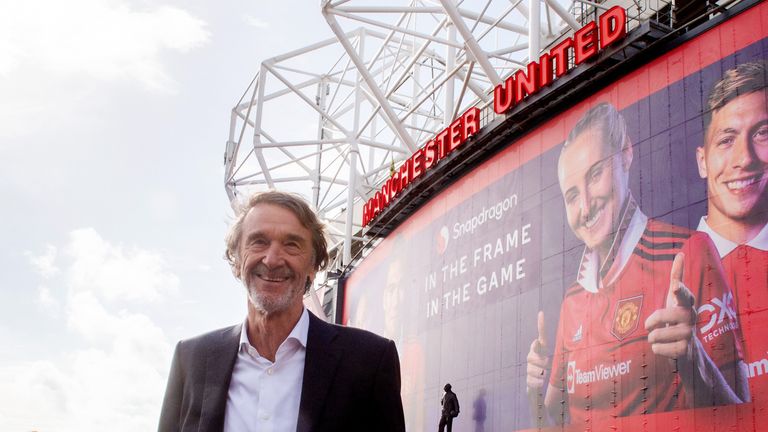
[0,1,333,430]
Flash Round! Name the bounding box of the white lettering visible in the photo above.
[749,357,768,378]
[452,194,519,239]
[572,360,632,387]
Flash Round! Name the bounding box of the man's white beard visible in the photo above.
[245,278,304,314]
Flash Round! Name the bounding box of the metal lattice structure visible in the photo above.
[225,0,674,320]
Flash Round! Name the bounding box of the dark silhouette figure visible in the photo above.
[472,389,487,432]
[439,383,460,432]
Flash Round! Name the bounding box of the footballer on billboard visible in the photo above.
[344,3,768,431]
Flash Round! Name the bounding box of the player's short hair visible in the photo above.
[705,61,768,132]
[225,190,329,275]
[564,102,630,154]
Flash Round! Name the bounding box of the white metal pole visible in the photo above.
[322,6,419,152]
[544,0,580,31]
[252,65,274,187]
[529,0,541,62]
[438,0,502,86]
[313,79,328,209]
[445,22,456,124]
[344,29,365,266]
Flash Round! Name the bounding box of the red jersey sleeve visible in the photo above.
[685,232,743,369]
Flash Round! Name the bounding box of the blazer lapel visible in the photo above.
[297,312,341,432]
[199,324,240,432]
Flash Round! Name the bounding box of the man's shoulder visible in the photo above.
[176,324,241,355]
[644,218,695,239]
[646,218,718,248]
[313,316,392,346]
[636,218,724,272]
[308,314,394,358]
[641,218,717,254]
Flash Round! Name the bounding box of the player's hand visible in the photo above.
[645,253,697,359]
[527,311,550,390]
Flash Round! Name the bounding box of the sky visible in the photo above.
[0,1,334,430]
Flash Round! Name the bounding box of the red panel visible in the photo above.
[734,4,763,49]
[520,127,543,167]
[666,49,685,90]
[649,54,669,94]
[618,68,641,107]
[682,35,702,79]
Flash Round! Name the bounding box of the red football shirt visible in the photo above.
[698,218,768,403]
[550,216,743,424]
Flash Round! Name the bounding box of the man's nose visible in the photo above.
[731,133,755,169]
[261,243,284,267]
[579,189,592,219]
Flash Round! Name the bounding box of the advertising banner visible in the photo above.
[344,4,768,431]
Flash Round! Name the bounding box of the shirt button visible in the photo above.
[260,412,270,420]
[267,368,273,375]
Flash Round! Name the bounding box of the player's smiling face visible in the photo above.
[383,260,403,339]
[559,126,631,256]
[235,203,316,315]
[698,90,768,227]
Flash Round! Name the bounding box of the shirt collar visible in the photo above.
[697,217,768,257]
[576,197,647,293]
[238,308,310,355]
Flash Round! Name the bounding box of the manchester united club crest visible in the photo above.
[566,361,576,394]
[611,295,643,340]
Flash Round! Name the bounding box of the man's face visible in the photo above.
[558,126,631,254]
[235,203,316,315]
[698,90,768,225]
[383,260,403,339]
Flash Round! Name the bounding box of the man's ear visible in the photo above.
[233,258,242,280]
[621,140,634,172]
[696,146,708,179]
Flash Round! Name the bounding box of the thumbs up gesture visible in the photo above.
[527,311,550,390]
[644,253,697,358]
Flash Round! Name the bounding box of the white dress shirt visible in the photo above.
[223,308,309,432]
[697,217,768,258]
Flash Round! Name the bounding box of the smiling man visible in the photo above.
[696,61,768,400]
[526,103,748,426]
[158,191,405,432]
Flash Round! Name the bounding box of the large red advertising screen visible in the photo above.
[344,4,768,431]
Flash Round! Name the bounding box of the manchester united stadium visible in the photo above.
[225,1,768,430]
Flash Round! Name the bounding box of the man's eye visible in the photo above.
[588,166,603,183]
[250,238,268,247]
[754,126,768,144]
[717,135,735,147]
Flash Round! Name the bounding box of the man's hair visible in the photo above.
[705,61,768,131]
[225,190,329,273]
[564,102,630,153]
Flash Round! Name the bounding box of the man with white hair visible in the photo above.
[159,191,405,432]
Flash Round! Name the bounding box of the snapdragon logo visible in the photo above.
[452,194,518,239]
[436,226,450,255]
[565,360,632,394]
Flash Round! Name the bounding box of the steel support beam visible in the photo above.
[322,7,419,152]
[438,0,502,86]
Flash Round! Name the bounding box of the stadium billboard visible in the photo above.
[344,3,768,431]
